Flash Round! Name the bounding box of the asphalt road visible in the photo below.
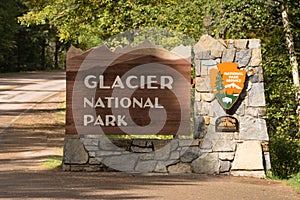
[0,71,66,134]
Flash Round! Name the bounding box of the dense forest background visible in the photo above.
[1,0,299,178]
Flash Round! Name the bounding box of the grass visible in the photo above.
[287,172,300,191]
[267,171,300,192]
[55,101,66,124]
[41,155,63,169]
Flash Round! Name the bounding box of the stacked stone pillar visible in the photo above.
[193,35,270,177]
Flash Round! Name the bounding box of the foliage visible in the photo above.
[0,0,64,72]
[19,0,205,49]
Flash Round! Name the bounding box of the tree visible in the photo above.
[19,0,205,49]
[215,71,225,92]
[0,0,21,70]
[281,0,300,133]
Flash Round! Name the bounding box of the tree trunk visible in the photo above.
[54,37,60,68]
[281,2,300,134]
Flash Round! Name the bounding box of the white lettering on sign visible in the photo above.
[83,97,163,109]
[82,74,172,127]
[84,115,128,126]
[84,75,174,89]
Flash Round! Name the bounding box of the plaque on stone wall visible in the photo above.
[215,116,239,132]
[210,62,246,110]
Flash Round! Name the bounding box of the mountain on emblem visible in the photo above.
[210,62,246,110]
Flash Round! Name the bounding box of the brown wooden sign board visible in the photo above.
[66,44,191,136]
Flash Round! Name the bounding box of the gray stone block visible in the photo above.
[152,140,170,150]
[84,145,99,151]
[82,138,99,146]
[191,153,220,174]
[194,116,206,139]
[99,139,120,151]
[249,74,260,83]
[219,152,235,161]
[154,146,171,161]
[236,102,245,116]
[200,125,220,150]
[201,64,208,76]
[195,51,211,59]
[246,107,267,117]
[234,39,248,49]
[250,48,262,66]
[178,139,194,147]
[170,151,180,160]
[201,59,217,66]
[139,152,155,160]
[211,99,226,117]
[132,140,152,148]
[213,134,236,152]
[231,170,265,178]
[248,39,261,49]
[102,154,138,172]
[264,152,271,171]
[154,162,168,173]
[63,138,89,164]
[168,163,192,173]
[194,101,202,116]
[89,157,102,165]
[220,161,231,172]
[95,150,122,157]
[239,116,269,140]
[248,83,266,107]
[195,91,201,101]
[235,50,252,67]
[180,146,202,163]
[231,141,264,177]
[194,35,226,58]
[222,49,236,63]
[201,93,215,102]
[195,59,201,76]
[131,146,153,153]
[170,140,179,151]
[255,66,263,75]
[135,160,157,173]
[200,101,211,115]
[195,77,212,93]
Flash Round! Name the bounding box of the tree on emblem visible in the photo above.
[215,71,225,94]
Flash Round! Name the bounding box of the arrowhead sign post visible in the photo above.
[210,62,246,110]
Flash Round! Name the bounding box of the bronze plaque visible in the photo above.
[215,116,239,132]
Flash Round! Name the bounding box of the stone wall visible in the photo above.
[63,35,271,177]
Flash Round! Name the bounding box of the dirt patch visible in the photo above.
[0,91,65,171]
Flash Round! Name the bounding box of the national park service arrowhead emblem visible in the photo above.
[210,62,246,110]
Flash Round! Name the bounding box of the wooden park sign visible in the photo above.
[66,42,191,136]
